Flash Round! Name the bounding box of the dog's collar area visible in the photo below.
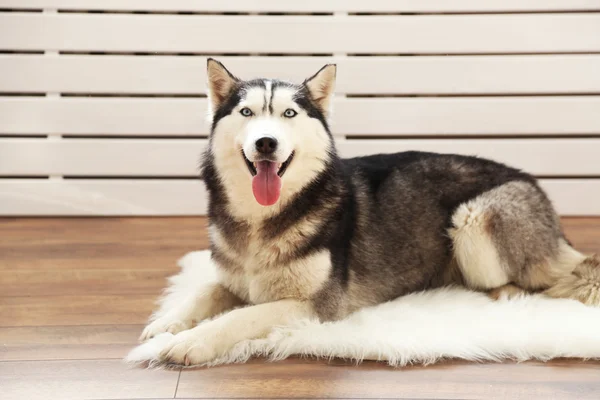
[242,151,295,177]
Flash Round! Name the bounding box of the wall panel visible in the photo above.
[0,3,598,215]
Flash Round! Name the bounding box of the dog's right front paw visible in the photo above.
[139,317,193,342]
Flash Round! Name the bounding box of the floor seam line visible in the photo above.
[173,367,182,399]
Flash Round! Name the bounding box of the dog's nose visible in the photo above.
[255,137,278,154]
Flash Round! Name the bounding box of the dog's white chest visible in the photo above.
[218,249,332,304]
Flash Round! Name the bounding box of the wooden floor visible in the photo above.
[1,217,600,400]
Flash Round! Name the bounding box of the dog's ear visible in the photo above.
[304,64,337,117]
[207,58,239,112]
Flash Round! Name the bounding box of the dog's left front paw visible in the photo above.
[140,317,192,342]
[158,323,226,366]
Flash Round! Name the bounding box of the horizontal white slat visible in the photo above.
[540,180,600,216]
[3,55,600,95]
[2,97,600,136]
[0,139,598,176]
[0,179,207,215]
[2,13,600,53]
[333,98,600,135]
[0,139,205,176]
[338,140,600,176]
[1,0,598,13]
[0,179,597,216]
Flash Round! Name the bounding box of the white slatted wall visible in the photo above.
[0,1,599,216]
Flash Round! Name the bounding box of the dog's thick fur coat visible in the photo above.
[138,60,600,366]
[127,251,600,368]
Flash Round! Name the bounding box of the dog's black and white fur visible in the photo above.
[140,60,600,366]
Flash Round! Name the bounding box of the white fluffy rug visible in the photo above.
[127,250,600,367]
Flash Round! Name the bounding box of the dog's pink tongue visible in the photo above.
[252,161,281,206]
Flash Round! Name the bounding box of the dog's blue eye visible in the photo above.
[240,107,253,117]
[283,109,297,118]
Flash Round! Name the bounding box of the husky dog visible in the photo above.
[140,59,600,366]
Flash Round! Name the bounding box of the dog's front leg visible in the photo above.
[158,299,314,366]
[140,282,243,341]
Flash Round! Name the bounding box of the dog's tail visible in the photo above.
[544,255,600,306]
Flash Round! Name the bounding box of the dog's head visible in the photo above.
[204,59,337,219]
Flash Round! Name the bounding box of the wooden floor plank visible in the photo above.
[0,325,143,361]
[177,359,600,400]
[0,217,208,271]
[0,295,155,327]
[1,268,173,297]
[562,217,600,254]
[0,217,207,244]
[0,359,180,400]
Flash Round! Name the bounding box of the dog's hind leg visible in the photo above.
[449,180,600,306]
[543,252,600,305]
